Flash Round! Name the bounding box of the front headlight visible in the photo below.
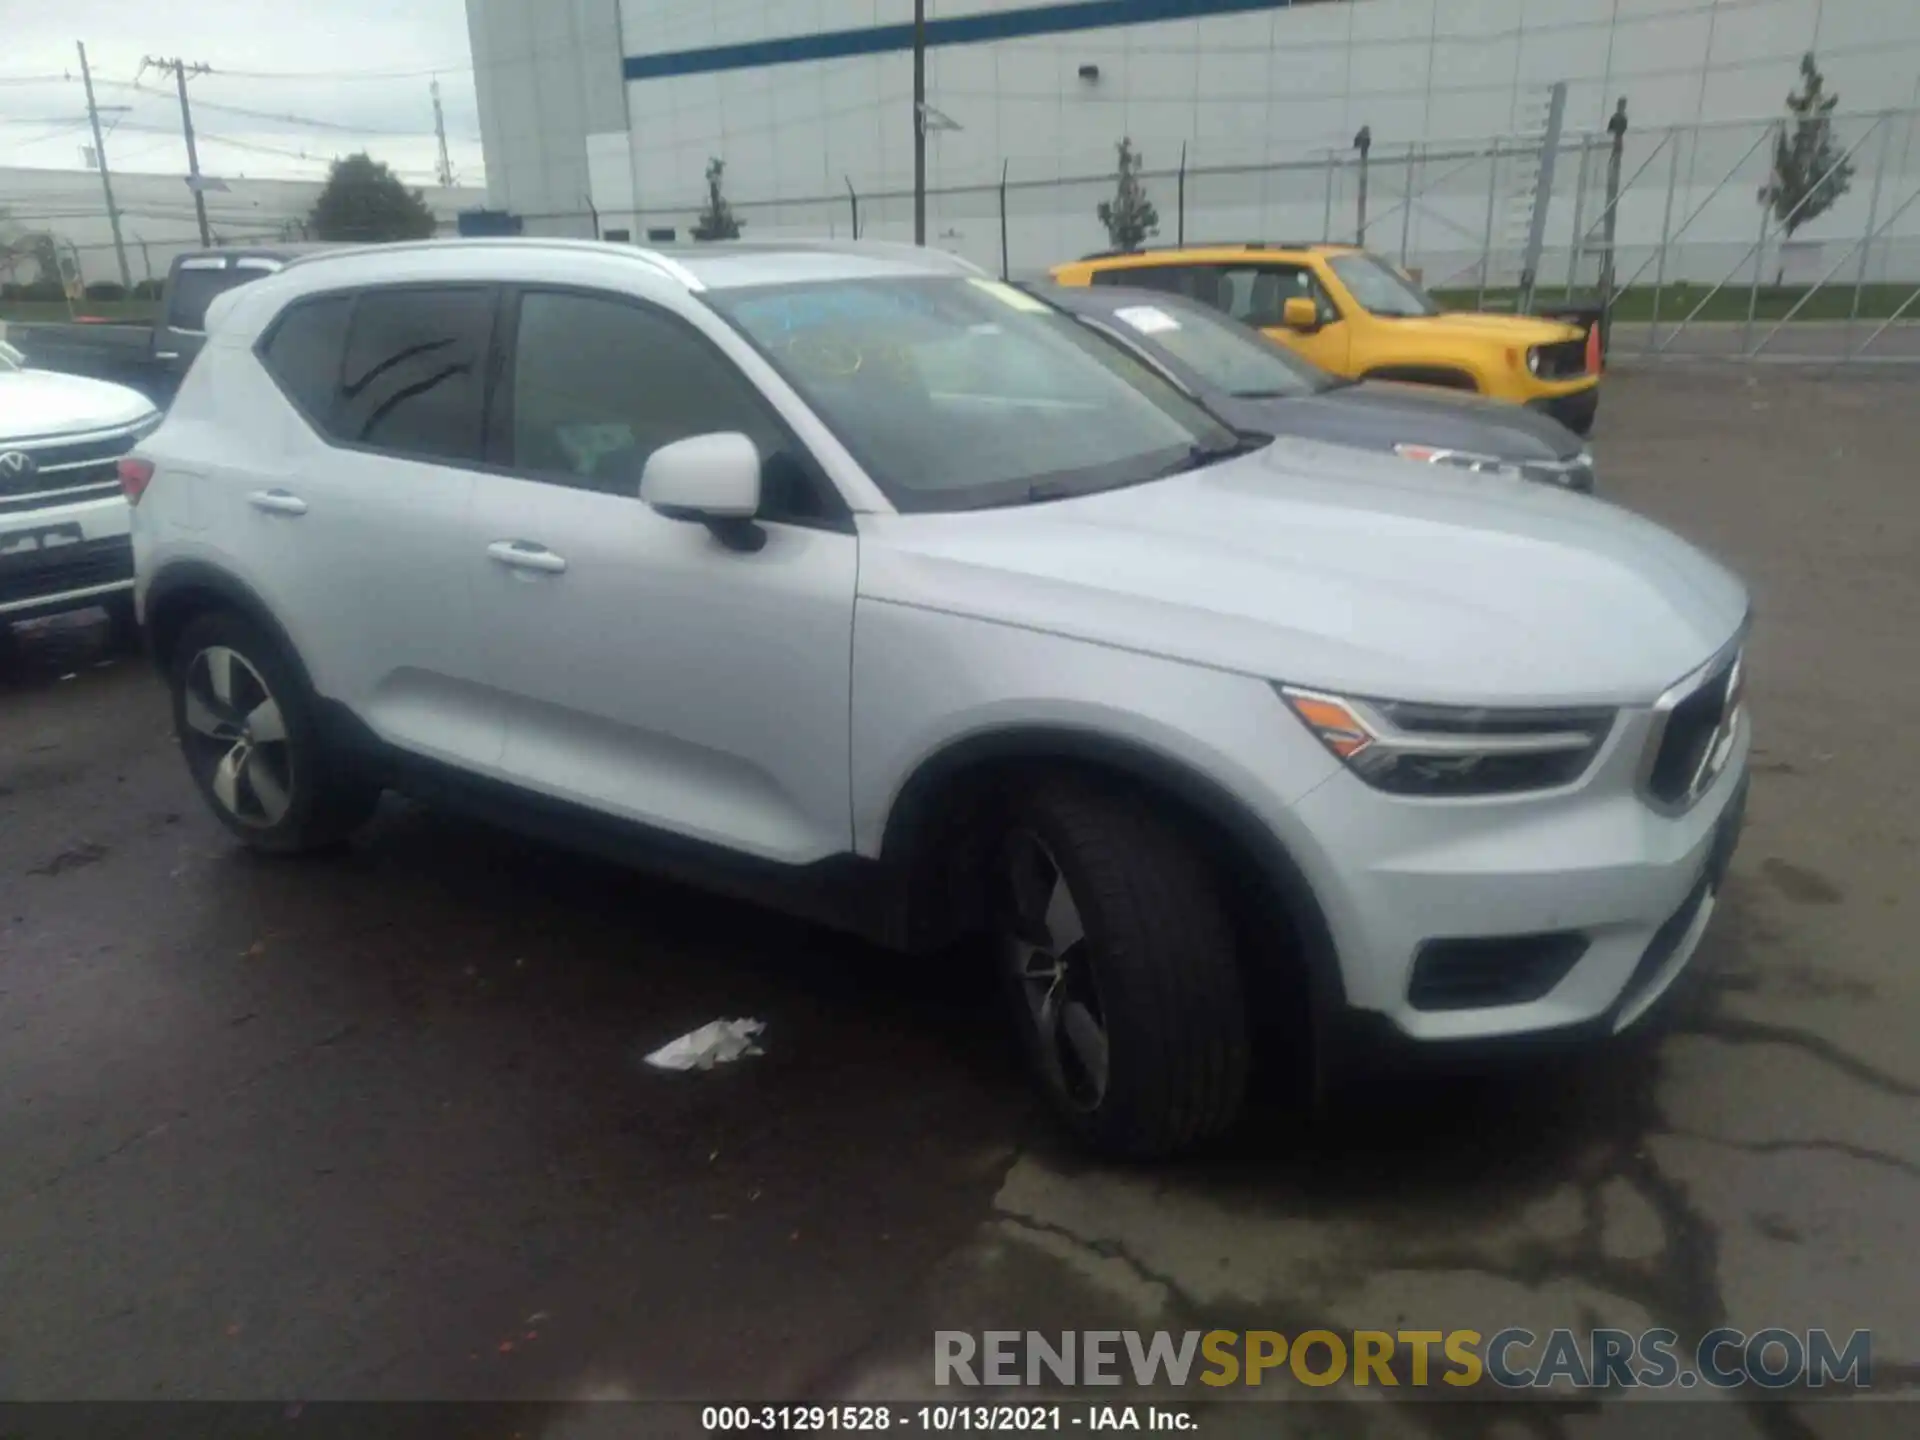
[1526,346,1544,376]
[1280,686,1615,796]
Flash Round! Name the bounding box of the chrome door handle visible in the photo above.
[486,539,568,574]
[247,489,308,516]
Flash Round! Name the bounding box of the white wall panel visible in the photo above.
[470,1,1920,274]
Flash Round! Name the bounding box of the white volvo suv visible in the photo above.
[128,239,1750,1156]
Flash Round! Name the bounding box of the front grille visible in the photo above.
[0,421,145,503]
[0,535,133,607]
[1408,931,1590,1011]
[1647,658,1735,806]
[1534,337,1590,380]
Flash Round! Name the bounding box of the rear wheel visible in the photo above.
[170,611,377,853]
[995,777,1251,1158]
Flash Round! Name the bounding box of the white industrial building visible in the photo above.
[466,0,1920,283]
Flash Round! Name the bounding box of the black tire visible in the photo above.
[168,611,378,853]
[994,775,1252,1158]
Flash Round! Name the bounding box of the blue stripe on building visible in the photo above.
[623,0,1295,83]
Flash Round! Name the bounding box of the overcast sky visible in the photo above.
[1,0,484,188]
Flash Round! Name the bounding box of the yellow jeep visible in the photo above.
[1049,243,1601,434]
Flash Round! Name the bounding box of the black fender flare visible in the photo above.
[143,560,312,693]
[878,726,1347,1011]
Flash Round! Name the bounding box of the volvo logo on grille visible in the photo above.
[0,449,39,483]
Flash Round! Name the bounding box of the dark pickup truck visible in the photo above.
[5,245,327,407]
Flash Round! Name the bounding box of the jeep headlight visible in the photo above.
[1280,687,1615,796]
[1526,346,1544,376]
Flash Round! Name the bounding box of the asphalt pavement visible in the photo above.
[2,365,1915,1436]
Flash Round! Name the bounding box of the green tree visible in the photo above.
[1096,137,1159,252]
[691,157,742,241]
[1759,53,1855,247]
[307,153,438,243]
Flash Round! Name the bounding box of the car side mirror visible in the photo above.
[640,432,766,551]
[1281,297,1320,332]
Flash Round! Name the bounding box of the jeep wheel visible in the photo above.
[170,612,377,853]
[997,778,1251,1157]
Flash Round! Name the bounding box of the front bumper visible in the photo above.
[1285,699,1750,1049]
[1529,384,1599,437]
[0,496,135,621]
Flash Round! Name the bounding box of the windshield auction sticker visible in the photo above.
[1112,305,1181,334]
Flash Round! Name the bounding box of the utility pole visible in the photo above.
[77,42,133,291]
[431,78,455,187]
[144,56,214,247]
[912,0,926,246]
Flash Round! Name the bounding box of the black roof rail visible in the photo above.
[1077,240,1331,261]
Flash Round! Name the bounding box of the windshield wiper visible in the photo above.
[1230,388,1298,399]
[1020,435,1263,504]
[1156,432,1267,476]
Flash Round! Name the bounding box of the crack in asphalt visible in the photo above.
[1676,1013,1920,1100]
[1667,1130,1920,1180]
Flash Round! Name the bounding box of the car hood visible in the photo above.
[857,438,1747,707]
[1401,310,1588,346]
[1214,380,1584,462]
[0,368,157,441]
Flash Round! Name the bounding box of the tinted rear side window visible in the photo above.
[260,295,352,427]
[1094,265,1196,300]
[168,265,265,331]
[338,286,493,464]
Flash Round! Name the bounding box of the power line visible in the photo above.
[197,61,475,81]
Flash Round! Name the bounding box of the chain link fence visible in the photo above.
[554,104,1920,363]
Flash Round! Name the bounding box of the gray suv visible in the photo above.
[1038,284,1595,492]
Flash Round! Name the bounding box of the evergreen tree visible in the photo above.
[1096,138,1159,252]
[691,158,743,241]
[1759,54,1855,244]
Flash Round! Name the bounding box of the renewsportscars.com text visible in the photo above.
[934,1328,1874,1390]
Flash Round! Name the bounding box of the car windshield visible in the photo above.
[1329,253,1442,317]
[708,276,1246,512]
[1095,297,1332,398]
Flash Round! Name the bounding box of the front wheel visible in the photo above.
[169,611,378,853]
[995,777,1251,1158]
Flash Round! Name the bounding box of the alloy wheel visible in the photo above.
[180,645,294,829]
[1002,829,1111,1112]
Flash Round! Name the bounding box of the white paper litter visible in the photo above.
[644,1018,766,1072]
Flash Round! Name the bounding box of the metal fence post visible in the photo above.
[1848,115,1893,356]
[1565,135,1593,299]
[1744,122,1775,355]
[846,176,860,240]
[999,160,1010,280]
[1355,125,1372,244]
[1399,142,1419,267]
[1477,138,1500,307]
[1650,128,1683,343]
[1600,99,1628,357]
[1519,81,1568,313]
[1177,142,1187,246]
